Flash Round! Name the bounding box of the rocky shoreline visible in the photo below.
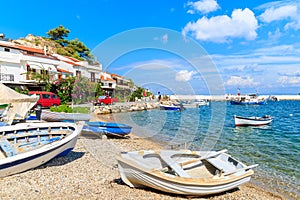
[0,113,287,200]
[93,101,160,115]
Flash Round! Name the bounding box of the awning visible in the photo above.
[57,67,73,74]
[26,61,43,70]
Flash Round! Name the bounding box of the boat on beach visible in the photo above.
[83,121,132,136]
[41,110,91,122]
[117,149,258,196]
[234,115,273,126]
[0,121,83,177]
[0,83,38,124]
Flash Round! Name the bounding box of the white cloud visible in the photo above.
[176,70,196,82]
[268,28,282,41]
[259,5,297,23]
[154,34,168,44]
[258,3,300,31]
[186,0,220,14]
[225,76,259,87]
[182,8,258,42]
[278,76,300,85]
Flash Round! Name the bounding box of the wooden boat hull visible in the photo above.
[83,121,132,135]
[117,150,256,196]
[41,110,91,122]
[0,122,83,177]
[234,115,273,126]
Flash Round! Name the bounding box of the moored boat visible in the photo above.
[159,104,181,111]
[230,94,267,105]
[234,115,273,126]
[197,99,210,106]
[0,121,83,177]
[117,149,258,196]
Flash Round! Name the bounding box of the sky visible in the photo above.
[1,0,300,95]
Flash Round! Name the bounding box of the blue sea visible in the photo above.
[112,100,300,200]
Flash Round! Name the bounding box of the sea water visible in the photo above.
[112,100,300,199]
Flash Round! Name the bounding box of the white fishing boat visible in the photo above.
[117,149,257,196]
[234,115,273,126]
[197,99,209,106]
[41,110,91,122]
[0,121,83,177]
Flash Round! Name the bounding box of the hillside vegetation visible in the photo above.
[13,25,96,63]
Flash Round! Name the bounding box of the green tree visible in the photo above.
[67,39,92,60]
[129,87,144,102]
[47,25,70,47]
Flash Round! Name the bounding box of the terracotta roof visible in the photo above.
[111,74,123,78]
[100,75,115,82]
[63,55,81,62]
[62,60,83,66]
[16,45,45,54]
[57,67,73,74]
[0,41,17,49]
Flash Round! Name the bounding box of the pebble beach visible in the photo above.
[0,114,287,200]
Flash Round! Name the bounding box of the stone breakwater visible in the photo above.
[93,102,160,115]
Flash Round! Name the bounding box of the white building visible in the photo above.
[0,40,59,85]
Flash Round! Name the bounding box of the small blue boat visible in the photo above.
[159,104,181,111]
[83,121,132,136]
[230,99,267,105]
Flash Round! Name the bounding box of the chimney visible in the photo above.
[43,46,47,55]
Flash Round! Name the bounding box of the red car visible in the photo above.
[94,95,118,106]
[29,91,61,109]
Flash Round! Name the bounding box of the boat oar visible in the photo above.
[222,164,259,176]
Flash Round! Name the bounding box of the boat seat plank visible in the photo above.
[206,157,234,173]
[0,139,16,156]
[159,153,190,178]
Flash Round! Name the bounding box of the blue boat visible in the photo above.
[230,99,267,105]
[0,121,83,177]
[83,121,132,136]
[159,104,181,111]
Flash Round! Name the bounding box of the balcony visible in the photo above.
[0,73,14,82]
[88,78,101,83]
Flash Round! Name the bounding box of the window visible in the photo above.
[52,94,58,99]
[76,70,81,78]
[91,72,95,82]
[4,48,10,52]
[42,94,51,99]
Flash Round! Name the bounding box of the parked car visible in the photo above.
[29,91,61,109]
[94,95,118,106]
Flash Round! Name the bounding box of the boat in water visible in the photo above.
[234,115,273,126]
[230,94,267,105]
[159,104,181,111]
[0,121,83,177]
[117,149,258,196]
